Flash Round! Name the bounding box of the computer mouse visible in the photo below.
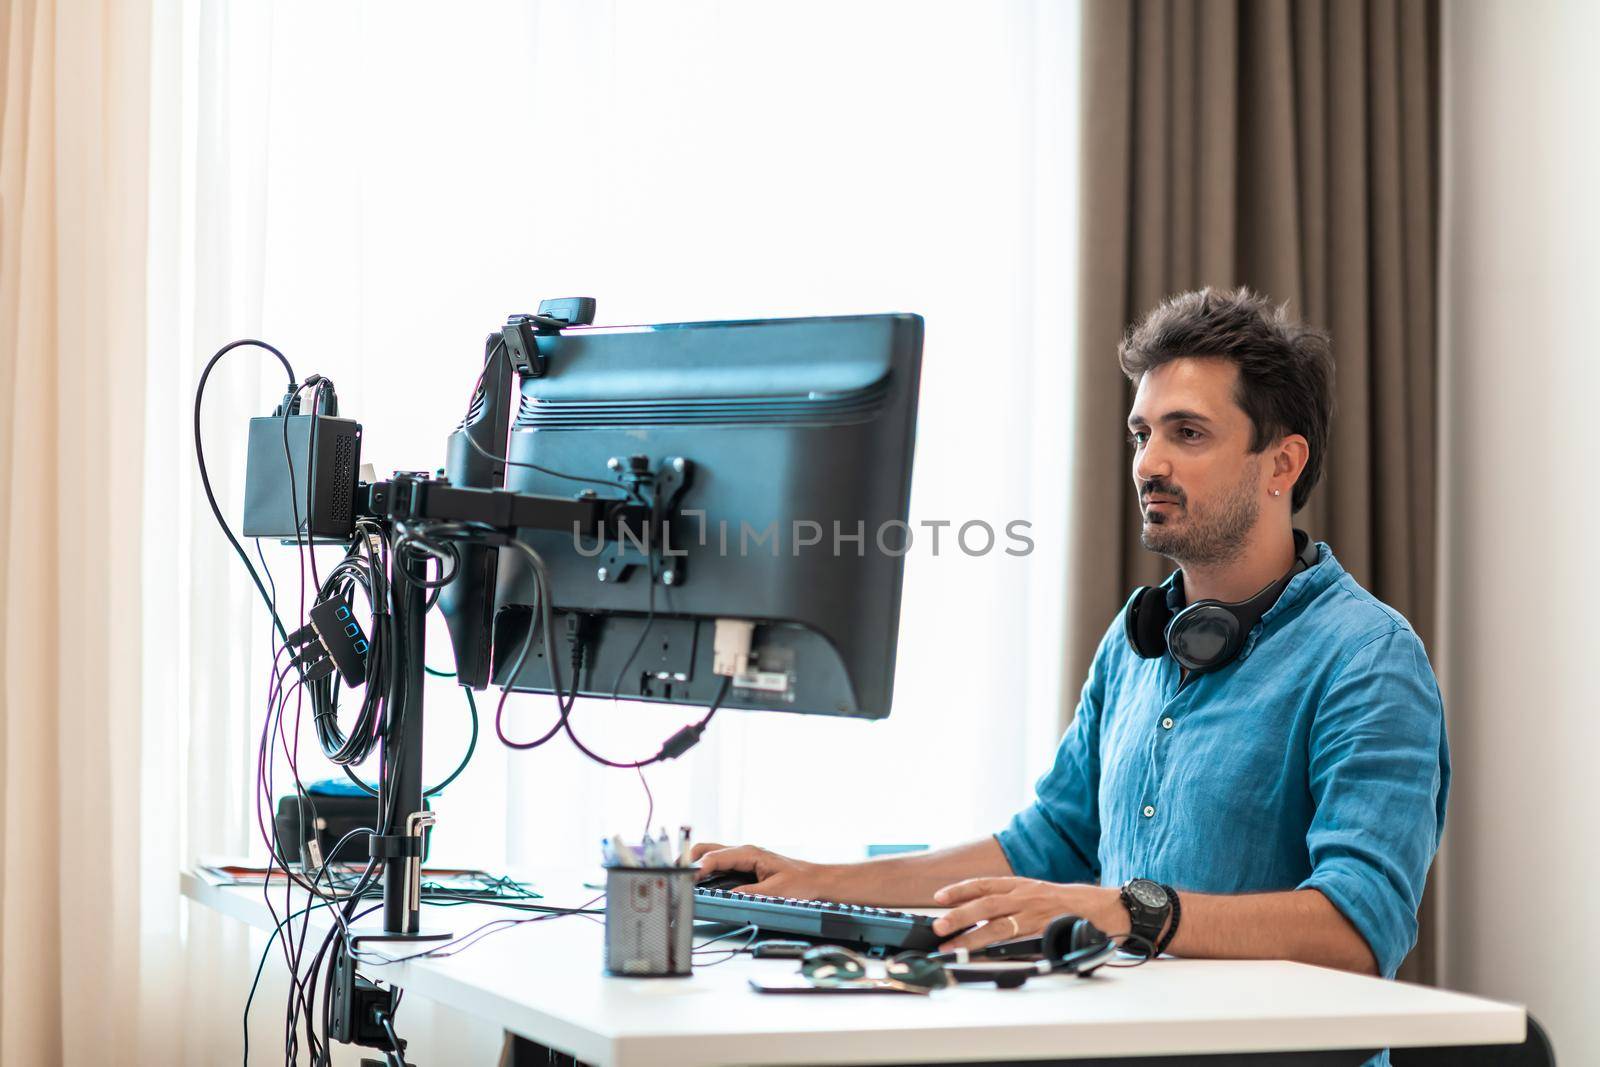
[698,869,760,892]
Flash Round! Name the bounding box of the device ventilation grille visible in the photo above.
[513,377,891,430]
[330,434,354,524]
[456,387,487,431]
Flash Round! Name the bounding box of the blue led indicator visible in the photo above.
[345,622,360,637]
[335,605,351,620]
[353,639,368,655]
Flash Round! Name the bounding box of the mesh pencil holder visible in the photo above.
[604,865,697,977]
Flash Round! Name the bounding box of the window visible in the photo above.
[153,0,1081,878]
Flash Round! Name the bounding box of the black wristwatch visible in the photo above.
[1119,878,1173,958]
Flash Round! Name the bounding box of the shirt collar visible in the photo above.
[1242,541,1339,659]
[1157,542,1341,663]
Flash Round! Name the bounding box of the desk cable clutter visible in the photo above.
[195,299,932,1066]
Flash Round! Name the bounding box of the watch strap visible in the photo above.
[1154,883,1181,956]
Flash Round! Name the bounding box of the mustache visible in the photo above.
[1140,480,1185,504]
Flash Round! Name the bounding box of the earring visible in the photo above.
[1271,489,1281,497]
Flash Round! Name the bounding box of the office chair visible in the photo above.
[1390,1012,1553,1067]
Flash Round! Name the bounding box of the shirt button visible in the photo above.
[1161,717,1174,730]
[1142,805,1156,818]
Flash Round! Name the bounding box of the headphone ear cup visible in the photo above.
[1123,586,1170,659]
[1041,913,1085,961]
[1069,918,1109,954]
[1164,604,1242,674]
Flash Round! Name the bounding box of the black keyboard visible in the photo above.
[692,885,948,950]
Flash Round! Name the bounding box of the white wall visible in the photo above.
[1438,1,1600,1061]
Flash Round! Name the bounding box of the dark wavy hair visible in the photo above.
[1118,287,1335,513]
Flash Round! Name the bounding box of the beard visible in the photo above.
[1139,465,1261,566]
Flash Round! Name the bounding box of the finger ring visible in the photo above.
[1003,915,1019,939]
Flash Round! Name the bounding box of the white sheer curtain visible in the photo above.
[145,1,1080,1059]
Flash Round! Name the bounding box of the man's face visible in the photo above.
[1126,357,1266,566]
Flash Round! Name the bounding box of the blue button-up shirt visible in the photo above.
[997,542,1450,992]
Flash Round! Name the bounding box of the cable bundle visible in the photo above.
[196,337,730,1065]
[305,520,393,772]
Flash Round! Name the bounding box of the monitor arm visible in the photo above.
[358,462,693,550]
[349,464,693,952]
[361,471,627,534]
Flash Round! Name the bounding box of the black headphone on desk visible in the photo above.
[934,914,1116,985]
[1123,530,1318,676]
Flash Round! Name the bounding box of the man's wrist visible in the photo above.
[814,861,848,899]
[1085,885,1125,935]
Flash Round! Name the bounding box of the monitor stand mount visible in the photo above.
[344,462,686,945]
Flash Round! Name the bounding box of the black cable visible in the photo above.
[691,923,759,956]
[608,564,657,702]
[374,1010,404,1067]
[244,899,383,1066]
[383,521,569,756]
[424,522,728,769]
[563,675,732,770]
[693,926,762,966]
[486,534,578,751]
[253,659,314,1034]
[283,378,328,596]
[275,381,336,1048]
[201,346,482,1061]
[194,339,297,644]
[341,764,380,798]
[244,883,591,1066]
[349,894,606,966]
[1102,932,1159,967]
[393,531,460,590]
[216,364,382,1063]
[306,857,387,1064]
[256,535,331,1039]
[265,665,347,1063]
[637,765,654,842]
[244,572,294,1067]
[250,516,391,1062]
[203,343,708,1054]
[305,521,391,767]
[462,338,634,492]
[253,539,278,615]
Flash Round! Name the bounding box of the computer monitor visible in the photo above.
[440,313,924,719]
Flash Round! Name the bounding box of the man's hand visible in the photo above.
[931,877,1123,953]
[688,842,840,900]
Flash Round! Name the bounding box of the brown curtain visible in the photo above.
[1068,0,1440,983]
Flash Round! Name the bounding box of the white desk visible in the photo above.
[181,870,1524,1067]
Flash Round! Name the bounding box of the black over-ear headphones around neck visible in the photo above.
[1123,530,1318,676]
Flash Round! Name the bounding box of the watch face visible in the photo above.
[1128,880,1167,909]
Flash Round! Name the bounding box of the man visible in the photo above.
[693,287,1449,986]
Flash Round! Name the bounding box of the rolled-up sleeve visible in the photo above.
[995,627,1113,884]
[1298,627,1450,978]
